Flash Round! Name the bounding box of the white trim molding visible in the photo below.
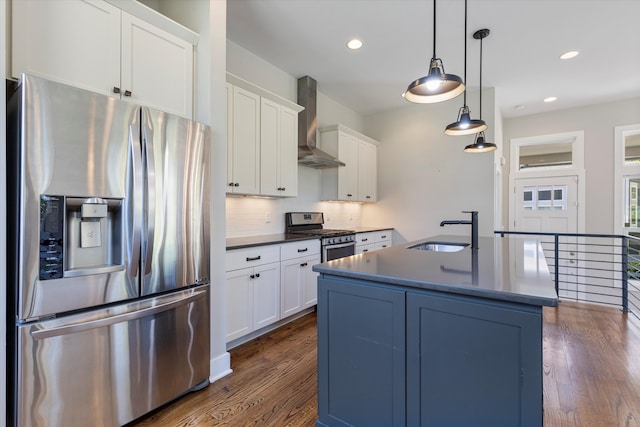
[613,124,640,235]
[509,131,586,233]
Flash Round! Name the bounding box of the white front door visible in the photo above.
[514,175,579,298]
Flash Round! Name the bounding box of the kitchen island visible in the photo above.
[313,235,558,427]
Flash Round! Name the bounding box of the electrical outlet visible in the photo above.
[265,212,271,223]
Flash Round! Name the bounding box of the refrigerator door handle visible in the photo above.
[142,107,156,275]
[31,287,208,340]
[127,121,143,277]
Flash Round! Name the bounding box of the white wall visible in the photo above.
[503,97,640,234]
[362,89,497,244]
[226,40,367,237]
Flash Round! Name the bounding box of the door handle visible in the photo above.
[141,108,156,275]
[126,119,143,278]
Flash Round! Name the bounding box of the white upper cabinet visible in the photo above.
[226,73,303,198]
[228,85,261,195]
[12,0,195,118]
[260,98,298,197]
[358,139,378,202]
[321,124,379,202]
[120,13,193,117]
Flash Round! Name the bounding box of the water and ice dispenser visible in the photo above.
[39,195,124,280]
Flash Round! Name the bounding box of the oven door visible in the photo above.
[323,242,356,262]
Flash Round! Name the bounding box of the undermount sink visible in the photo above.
[407,242,469,252]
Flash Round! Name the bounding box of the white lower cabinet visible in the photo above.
[356,230,393,254]
[226,245,280,342]
[226,239,320,344]
[280,240,321,318]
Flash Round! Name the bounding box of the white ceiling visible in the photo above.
[227,0,640,119]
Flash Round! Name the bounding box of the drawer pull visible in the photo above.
[246,256,261,262]
[363,249,369,253]
[300,262,308,267]
[297,248,308,253]
[362,238,368,242]
[381,235,387,239]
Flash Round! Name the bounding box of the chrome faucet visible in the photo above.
[440,211,478,249]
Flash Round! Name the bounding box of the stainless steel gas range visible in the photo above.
[285,212,355,262]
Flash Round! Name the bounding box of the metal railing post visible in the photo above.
[554,234,560,296]
[622,236,629,313]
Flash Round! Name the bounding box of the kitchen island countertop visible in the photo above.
[313,234,558,307]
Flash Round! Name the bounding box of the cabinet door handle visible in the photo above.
[366,195,371,199]
[234,183,239,187]
[363,249,368,253]
[362,238,368,242]
[250,274,255,279]
[113,86,121,94]
[255,273,260,278]
[381,235,387,239]
[228,182,235,187]
[346,194,353,197]
[246,256,261,261]
[124,90,132,97]
[297,248,308,253]
[281,187,286,191]
[300,262,307,267]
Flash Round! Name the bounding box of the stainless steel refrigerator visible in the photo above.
[6,74,211,427]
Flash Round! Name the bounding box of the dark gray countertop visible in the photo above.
[226,226,394,250]
[313,234,558,307]
[350,226,393,233]
[226,233,319,250]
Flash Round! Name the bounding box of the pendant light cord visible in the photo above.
[463,0,467,105]
[432,0,437,58]
[479,32,483,120]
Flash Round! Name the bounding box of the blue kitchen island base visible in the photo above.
[316,275,544,427]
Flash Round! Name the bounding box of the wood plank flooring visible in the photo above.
[131,302,640,427]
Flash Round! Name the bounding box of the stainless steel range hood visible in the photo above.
[297,76,345,169]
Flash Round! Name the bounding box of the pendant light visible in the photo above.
[403,0,465,103]
[464,28,496,153]
[444,0,487,135]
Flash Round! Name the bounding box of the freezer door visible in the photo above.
[16,286,210,427]
[140,107,211,295]
[7,74,139,321]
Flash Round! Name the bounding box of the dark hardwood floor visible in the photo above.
[132,302,640,427]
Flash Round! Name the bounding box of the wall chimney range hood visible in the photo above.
[297,76,345,169]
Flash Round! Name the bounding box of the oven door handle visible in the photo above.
[325,241,356,250]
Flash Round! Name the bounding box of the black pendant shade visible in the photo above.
[464,131,496,152]
[403,0,464,104]
[444,0,486,135]
[445,105,487,135]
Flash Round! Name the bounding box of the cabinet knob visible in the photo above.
[366,195,371,199]
[250,274,255,279]
[255,273,260,278]
[113,87,121,94]
[124,90,132,97]
[234,183,239,187]
[228,182,234,187]
[362,238,368,242]
[347,194,353,197]
[300,262,307,267]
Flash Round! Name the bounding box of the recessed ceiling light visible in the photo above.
[560,50,579,60]
[544,97,557,103]
[346,39,363,50]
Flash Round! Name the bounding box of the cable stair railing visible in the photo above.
[495,230,640,320]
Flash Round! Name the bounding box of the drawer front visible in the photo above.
[281,239,320,260]
[356,232,375,245]
[356,244,375,255]
[374,230,392,243]
[226,245,280,271]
